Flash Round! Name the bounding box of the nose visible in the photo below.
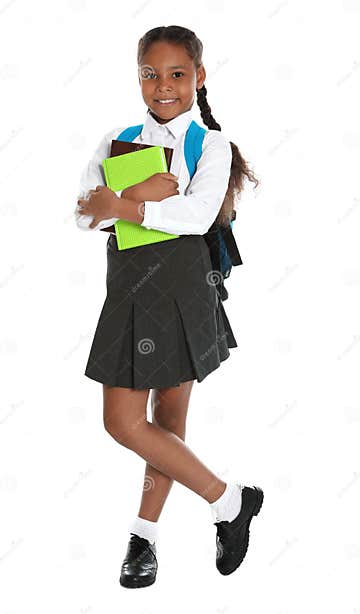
[155,75,174,92]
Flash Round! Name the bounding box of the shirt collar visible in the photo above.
[141,107,193,141]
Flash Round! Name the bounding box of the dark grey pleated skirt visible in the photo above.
[84,232,238,389]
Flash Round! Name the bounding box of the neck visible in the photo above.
[148,109,171,124]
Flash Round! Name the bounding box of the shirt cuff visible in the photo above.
[140,200,201,235]
[141,201,161,230]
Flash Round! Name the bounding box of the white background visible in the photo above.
[1,0,359,611]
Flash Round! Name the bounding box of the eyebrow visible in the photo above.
[147,65,188,70]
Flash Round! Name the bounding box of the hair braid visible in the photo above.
[196,85,221,131]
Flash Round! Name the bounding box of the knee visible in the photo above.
[103,406,145,448]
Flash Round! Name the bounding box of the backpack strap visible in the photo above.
[184,120,206,179]
[220,222,243,266]
[116,124,143,142]
[184,121,242,266]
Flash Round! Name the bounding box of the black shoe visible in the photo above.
[119,533,158,588]
[214,485,264,575]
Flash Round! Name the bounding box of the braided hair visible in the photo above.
[137,25,259,227]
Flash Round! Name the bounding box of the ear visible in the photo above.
[196,63,206,90]
[137,67,142,88]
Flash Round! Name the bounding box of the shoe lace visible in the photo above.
[215,521,231,542]
[127,534,151,559]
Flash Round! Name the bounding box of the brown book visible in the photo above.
[110,140,174,170]
[100,140,174,233]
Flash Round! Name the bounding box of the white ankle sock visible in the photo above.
[128,516,158,545]
[209,482,243,523]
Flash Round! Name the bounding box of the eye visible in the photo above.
[140,70,184,79]
[139,69,157,79]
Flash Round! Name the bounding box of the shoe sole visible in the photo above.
[119,573,157,588]
[217,485,264,576]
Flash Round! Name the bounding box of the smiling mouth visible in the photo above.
[154,98,179,105]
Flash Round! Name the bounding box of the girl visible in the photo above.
[76,25,263,589]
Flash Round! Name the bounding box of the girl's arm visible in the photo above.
[75,128,178,231]
[140,130,232,236]
[75,128,125,232]
[106,133,231,235]
[77,186,146,229]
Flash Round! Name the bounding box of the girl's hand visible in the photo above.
[77,185,120,229]
[123,172,179,202]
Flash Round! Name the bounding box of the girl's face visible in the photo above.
[138,41,206,124]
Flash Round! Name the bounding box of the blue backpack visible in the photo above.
[116,120,242,301]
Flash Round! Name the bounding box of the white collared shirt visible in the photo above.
[75,107,232,235]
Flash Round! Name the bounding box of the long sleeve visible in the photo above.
[75,128,124,231]
[141,130,232,236]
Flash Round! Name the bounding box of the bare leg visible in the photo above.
[137,381,194,522]
[103,384,226,504]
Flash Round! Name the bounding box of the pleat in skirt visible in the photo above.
[84,232,238,389]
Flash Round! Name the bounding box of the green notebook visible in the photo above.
[102,146,179,251]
